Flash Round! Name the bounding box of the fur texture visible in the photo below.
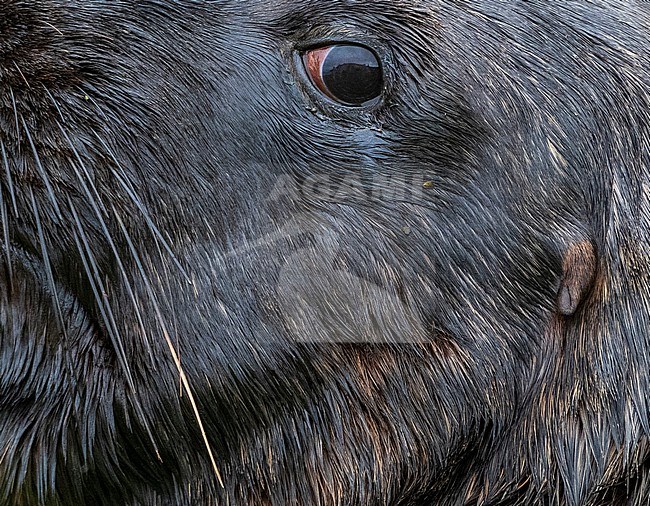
[1,0,650,504]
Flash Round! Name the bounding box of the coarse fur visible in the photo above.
[1,0,650,504]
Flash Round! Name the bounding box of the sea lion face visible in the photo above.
[1,1,648,504]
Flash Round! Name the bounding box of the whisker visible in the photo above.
[114,208,224,488]
[28,188,67,340]
[21,116,62,220]
[0,187,13,292]
[9,87,20,138]
[43,87,67,125]
[55,120,152,362]
[91,132,192,284]
[68,198,161,461]
[11,61,31,90]
[54,122,105,214]
[1,139,19,216]
[28,194,83,456]
[147,241,183,396]
[28,188,86,399]
[41,20,64,37]
[66,223,117,465]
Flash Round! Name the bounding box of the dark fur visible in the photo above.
[2,1,650,504]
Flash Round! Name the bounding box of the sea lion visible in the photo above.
[1,0,650,504]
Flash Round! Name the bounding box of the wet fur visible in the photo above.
[1,0,650,504]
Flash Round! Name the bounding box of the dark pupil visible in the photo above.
[321,45,382,106]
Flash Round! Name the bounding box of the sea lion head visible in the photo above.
[2,1,650,504]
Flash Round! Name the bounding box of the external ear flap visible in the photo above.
[557,241,597,316]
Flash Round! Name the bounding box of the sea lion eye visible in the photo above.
[302,44,383,106]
